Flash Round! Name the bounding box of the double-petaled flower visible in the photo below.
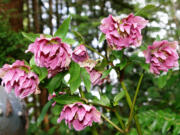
[100,13,148,50]
[144,40,179,74]
[26,36,72,78]
[57,102,101,131]
[0,60,39,98]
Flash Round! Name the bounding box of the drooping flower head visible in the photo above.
[71,45,108,85]
[86,67,107,86]
[72,45,89,63]
[144,40,179,74]
[26,36,72,78]
[100,13,148,50]
[0,60,39,99]
[57,102,101,131]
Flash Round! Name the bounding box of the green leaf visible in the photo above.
[30,56,36,66]
[140,43,148,51]
[46,72,65,93]
[22,32,52,42]
[80,68,91,92]
[162,121,172,134]
[112,50,123,60]
[62,38,76,45]
[93,95,111,107]
[47,127,56,135]
[94,59,108,71]
[69,77,81,94]
[113,91,125,106]
[99,33,106,43]
[22,32,40,42]
[119,58,127,70]
[100,95,111,106]
[54,16,71,39]
[69,62,81,94]
[69,62,81,83]
[101,68,112,79]
[155,74,168,88]
[135,4,156,17]
[54,95,81,105]
[37,100,53,126]
[32,66,48,81]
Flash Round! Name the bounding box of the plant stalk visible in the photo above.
[120,81,142,135]
[101,113,124,134]
[126,73,144,130]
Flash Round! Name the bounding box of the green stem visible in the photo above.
[120,81,142,135]
[134,115,142,135]
[114,110,125,130]
[101,113,124,134]
[84,44,106,59]
[120,82,132,107]
[79,87,85,98]
[126,73,144,129]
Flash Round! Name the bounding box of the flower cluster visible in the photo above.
[57,102,101,131]
[0,12,179,133]
[72,45,107,85]
[26,36,72,78]
[144,40,179,74]
[100,13,148,50]
[0,60,39,99]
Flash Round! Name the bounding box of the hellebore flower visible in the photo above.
[72,45,89,63]
[100,13,148,50]
[72,45,108,85]
[26,36,72,78]
[57,102,101,131]
[144,40,179,74]
[0,60,39,99]
[86,67,107,86]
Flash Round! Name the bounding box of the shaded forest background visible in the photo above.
[0,0,180,135]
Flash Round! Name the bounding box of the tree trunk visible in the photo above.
[39,0,43,33]
[32,0,40,33]
[26,0,31,31]
[55,0,60,29]
[0,0,23,32]
[49,0,53,35]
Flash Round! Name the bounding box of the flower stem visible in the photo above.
[126,73,144,130]
[79,87,85,98]
[120,81,142,135]
[114,109,125,130]
[120,82,132,107]
[101,113,124,134]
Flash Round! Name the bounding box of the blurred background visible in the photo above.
[0,0,180,135]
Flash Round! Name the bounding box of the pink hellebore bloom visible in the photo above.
[57,102,101,131]
[72,45,89,63]
[26,36,72,78]
[0,60,39,99]
[144,40,179,74]
[100,13,148,50]
[71,44,107,85]
[86,67,107,86]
